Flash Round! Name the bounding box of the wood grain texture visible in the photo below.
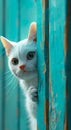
[0,0,68,130]
[49,0,66,130]
[4,0,18,130]
[37,0,49,130]
[20,0,37,40]
[0,0,37,130]
[66,1,71,130]
[0,0,3,130]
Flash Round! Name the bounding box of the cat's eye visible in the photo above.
[27,51,35,60]
[11,58,19,65]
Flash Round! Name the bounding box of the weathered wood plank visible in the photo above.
[20,0,37,40]
[66,0,71,130]
[0,0,3,129]
[4,0,19,130]
[0,0,67,130]
[37,0,49,129]
[49,0,66,130]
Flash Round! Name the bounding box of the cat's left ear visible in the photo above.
[0,36,16,56]
[28,22,36,42]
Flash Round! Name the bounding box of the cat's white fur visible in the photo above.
[0,22,38,130]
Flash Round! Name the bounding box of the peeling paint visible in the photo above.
[40,42,44,50]
[49,0,66,129]
[49,83,61,130]
[52,0,56,7]
[44,100,49,130]
[43,63,46,74]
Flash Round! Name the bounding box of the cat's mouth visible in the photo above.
[14,69,37,80]
[13,69,36,79]
[15,69,33,77]
[12,67,37,79]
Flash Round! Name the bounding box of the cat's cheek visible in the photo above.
[8,61,12,72]
[8,61,17,77]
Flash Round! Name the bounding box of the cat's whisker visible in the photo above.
[6,86,17,101]
[2,73,13,80]
[5,76,16,89]
[6,80,18,100]
[4,75,13,82]
[3,72,12,77]
[6,79,16,94]
[0,74,13,81]
[6,76,17,88]
[3,70,11,75]
[0,75,15,88]
[8,82,18,95]
[0,78,17,102]
[1,72,12,77]
[0,77,13,87]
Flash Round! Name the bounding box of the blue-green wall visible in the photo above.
[0,0,36,130]
[0,0,69,130]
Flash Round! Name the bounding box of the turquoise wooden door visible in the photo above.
[37,0,66,130]
[0,0,36,130]
[0,0,69,130]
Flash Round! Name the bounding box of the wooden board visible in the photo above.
[0,0,67,130]
[0,0,3,130]
[66,0,71,130]
[49,0,66,129]
[37,0,49,129]
[4,0,18,130]
[0,0,37,130]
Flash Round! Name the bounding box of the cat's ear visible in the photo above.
[28,22,36,42]
[0,36,16,56]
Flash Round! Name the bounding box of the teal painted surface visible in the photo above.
[49,0,66,130]
[20,0,36,40]
[0,0,3,130]
[0,0,36,130]
[66,1,71,130]
[0,0,67,130]
[5,0,19,130]
[37,0,49,129]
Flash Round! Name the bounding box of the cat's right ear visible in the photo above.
[28,22,36,42]
[0,36,16,56]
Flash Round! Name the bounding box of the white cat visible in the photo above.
[0,22,38,130]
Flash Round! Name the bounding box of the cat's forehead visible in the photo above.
[18,39,36,49]
[9,39,36,58]
[17,39,36,53]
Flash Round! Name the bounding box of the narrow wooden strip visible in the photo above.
[0,0,3,130]
[45,0,49,129]
[4,0,18,130]
[49,0,66,130]
[37,0,49,129]
[2,0,6,129]
[66,1,71,130]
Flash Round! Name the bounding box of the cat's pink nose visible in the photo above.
[19,65,26,70]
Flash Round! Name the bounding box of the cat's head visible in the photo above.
[0,22,37,80]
